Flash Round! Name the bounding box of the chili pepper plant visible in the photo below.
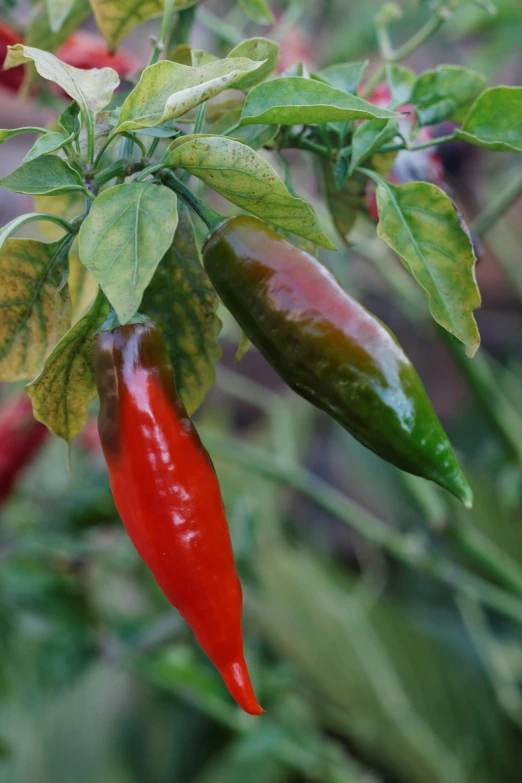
[2,0,522,780]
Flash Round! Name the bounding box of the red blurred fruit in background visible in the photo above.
[56,31,139,78]
[0,20,24,93]
[0,395,48,506]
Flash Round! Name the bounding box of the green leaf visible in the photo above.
[90,0,204,51]
[411,65,487,126]
[142,202,222,416]
[235,332,252,363]
[455,87,522,152]
[27,0,91,53]
[113,58,266,136]
[4,45,120,135]
[27,290,109,441]
[0,156,87,196]
[385,64,416,107]
[237,0,275,25]
[375,180,480,357]
[22,131,69,163]
[315,61,369,94]
[0,127,49,145]
[46,0,76,32]
[78,183,178,323]
[321,163,367,240]
[240,77,402,126]
[166,136,335,249]
[0,238,71,381]
[228,37,279,90]
[349,119,399,173]
[59,102,81,137]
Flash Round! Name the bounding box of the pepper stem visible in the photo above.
[160,169,224,232]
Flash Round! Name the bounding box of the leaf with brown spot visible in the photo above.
[0,238,71,381]
[27,289,109,441]
[141,202,221,415]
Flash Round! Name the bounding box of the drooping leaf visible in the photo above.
[349,119,399,173]
[455,87,522,152]
[45,0,76,32]
[240,77,402,126]
[166,136,335,249]
[411,65,487,126]
[4,45,119,131]
[142,202,221,415]
[112,58,265,136]
[0,239,71,381]
[78,183,178,323]
[237,0,275,25]
[22,131,69,163]
[0,127,49,145]
[385,64,416,106]
[376,180,481,356]
[27,290,109,441]
[26,0,91,53]
[0,155,87,196]
[0,212,74,252]
[228,37,279,90]
[315,61,369,95]
[90,0,204,52]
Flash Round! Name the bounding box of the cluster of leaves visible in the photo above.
[2,12,521,448]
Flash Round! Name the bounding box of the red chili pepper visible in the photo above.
[95,319,262,715]
[0,21,24,93]
[0,394,48,505]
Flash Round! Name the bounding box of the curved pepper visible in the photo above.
[95,320,262,715]
[203,216,472,507]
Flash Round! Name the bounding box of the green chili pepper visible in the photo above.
[203,216,472,507]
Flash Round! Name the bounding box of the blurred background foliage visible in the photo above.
[2,0,522,781]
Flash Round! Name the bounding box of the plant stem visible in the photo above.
[200,428,522,626]
[160,169,223,231]
[361,9,449,98]
[134,163,164,181]
[148,0,175,66]
[147,136,161,157]
[472,170,522,237]
[197,6,243,45]
[193,102,208,135]
[122,132,147,159]
[93,159,146,189]
[170,5,198,49]
[286,135,333,160]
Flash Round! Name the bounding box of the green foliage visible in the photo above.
[411,65,487,126]
[237,0,275,26]
[240,77,402,125]
[456,86,522,151]
[375,179,481,356]
[166,136,335,248]
[0,156,87,196]
[78,183,179,323]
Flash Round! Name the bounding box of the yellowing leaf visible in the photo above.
[142,203,221,415]
[376,181,480,356]
[166,136,335,249]
[0,238,71,381]
[90,0,204,52]
[113,57,266,136]
[4,45,119,117]
[27,290,109,441]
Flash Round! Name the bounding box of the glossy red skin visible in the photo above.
[0,395,48,505]
[0,22,24,93]
[95,322,262,715]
